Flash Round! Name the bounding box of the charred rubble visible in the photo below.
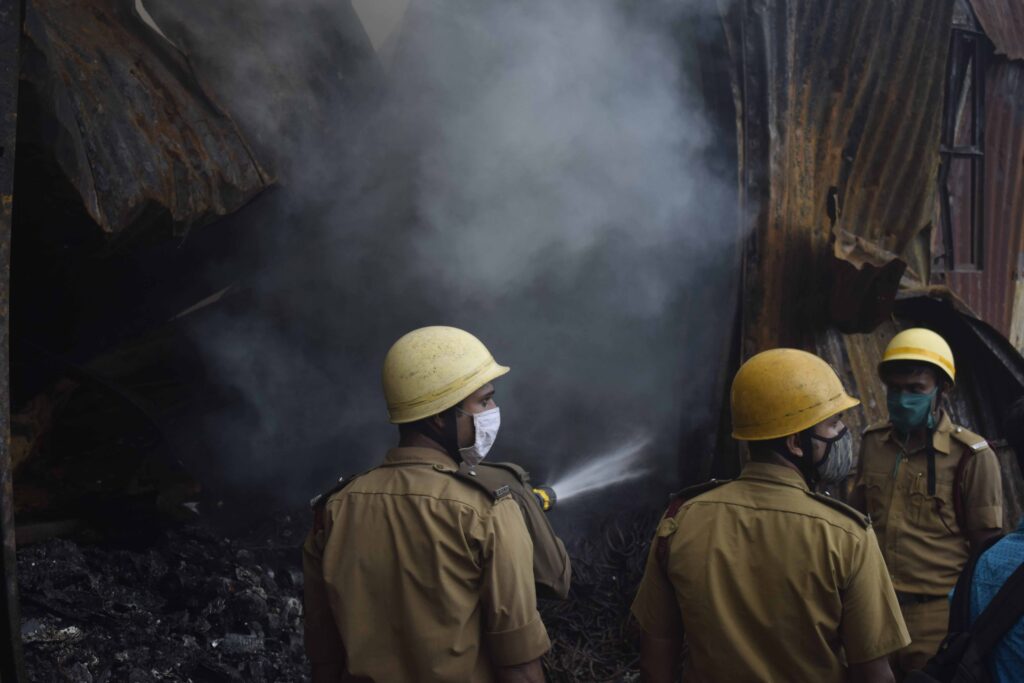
[17,511,310,683]
[16,506,659,683]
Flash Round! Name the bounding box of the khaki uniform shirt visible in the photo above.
[631,462,910,682]
[302,447,551,682]
[468,461,572,599]
[852,411,1003,596]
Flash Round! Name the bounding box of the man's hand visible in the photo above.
[849,655,896,683]
[639,631,682,683]
[495,658,545,683]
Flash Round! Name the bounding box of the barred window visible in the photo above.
[938,6,990,273]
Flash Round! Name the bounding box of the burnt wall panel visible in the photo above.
[721,0,954,353]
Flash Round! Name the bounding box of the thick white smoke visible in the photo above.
[147,0,742,511]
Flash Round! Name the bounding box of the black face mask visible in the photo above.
[775,426,850,488]
[811,427,854,484]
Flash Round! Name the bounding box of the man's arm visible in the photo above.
[839,529,911,667]
[631,516,685,683]
[302,525,349,680]
[495,658,545,683]
[967,527,1003,550]
[848,656,895,683]
[639,632,682,683]
[962,446,1004,543]
[480,500,552,678]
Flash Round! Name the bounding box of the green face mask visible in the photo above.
[887,389,937,434]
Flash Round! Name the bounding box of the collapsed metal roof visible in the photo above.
[20,0,271,238]
[720,0,956,352]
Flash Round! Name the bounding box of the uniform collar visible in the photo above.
[738,461,810,492]
[880,409,953,455]
[383,446,459,470]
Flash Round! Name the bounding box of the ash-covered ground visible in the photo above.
[17,507,658,683]
[18,510,309,683]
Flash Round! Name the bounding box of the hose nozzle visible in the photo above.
[532,485,556,512]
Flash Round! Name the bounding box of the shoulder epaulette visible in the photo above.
[950,425,991,453]
[670,478,730,504]
[863,421,891,435]
[310,473,364,534]
[448,466,513,502]
[309,474,359,510]
[806,491,871,528]
[476,461,530,484]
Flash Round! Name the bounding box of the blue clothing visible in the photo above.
[969,517,1024,683]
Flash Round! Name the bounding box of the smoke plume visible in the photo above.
[144,0,742,517]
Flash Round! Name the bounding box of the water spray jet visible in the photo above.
[545,435,653,504]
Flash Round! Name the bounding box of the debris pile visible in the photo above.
[17,507,662,682]
[18,515,309,683]
[540,510,660,683]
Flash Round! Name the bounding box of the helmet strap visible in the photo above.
[411,406,463,463]
[441,406,462,463]
[774,431,820,488]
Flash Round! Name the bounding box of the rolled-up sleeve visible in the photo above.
[630,519,684,639]
[963,448,1003,531]
[301,525,346,668]
[840,528,911,663]
[481,498,551,666]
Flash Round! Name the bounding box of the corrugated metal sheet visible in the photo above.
[946,62,1024,338]
[815,324,891,452]
[969,0,1024,61]
[20,0,271,237]
[720,0,955,353]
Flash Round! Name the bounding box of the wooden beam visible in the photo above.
[0,0,25,680]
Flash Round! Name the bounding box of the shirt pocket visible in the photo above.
[862,472,891,523]
[910,473,958,533]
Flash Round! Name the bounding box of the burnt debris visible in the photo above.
[17,513,309,683]
[539,510,660,683]
[17,507,661,682]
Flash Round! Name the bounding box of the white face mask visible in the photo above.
[458,406,501,467]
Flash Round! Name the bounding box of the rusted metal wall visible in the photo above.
[719,0,955,354]
[970,0,1024,61]
[0,0,25,678]
[945,62,1024,342]
[20,0,271,238]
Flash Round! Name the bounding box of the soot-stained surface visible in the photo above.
[17,507,659,682]
[18,510,310,682]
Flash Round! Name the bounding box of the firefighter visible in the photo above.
[850,328,1004,677]
[302,326,550,683]
[632,348,909,683]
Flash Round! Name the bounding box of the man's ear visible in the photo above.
[785,434,804,459]
[430,413,446,430]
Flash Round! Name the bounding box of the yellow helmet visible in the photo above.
[880,328,955,384]
[731,349,860,441]
[382,326,510,424]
